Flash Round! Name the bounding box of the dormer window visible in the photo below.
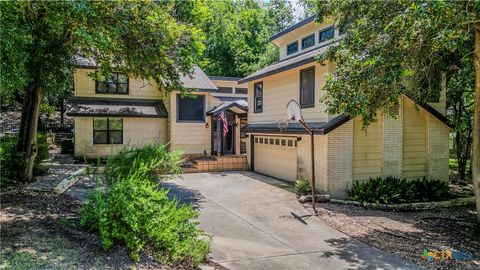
[96,73,129,94]
[287,41,298,55]
[301,34,315,49]
[319,27,334,43]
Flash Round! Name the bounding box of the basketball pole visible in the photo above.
[299,118,317,215]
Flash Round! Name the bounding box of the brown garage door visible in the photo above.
[253,136,297,182]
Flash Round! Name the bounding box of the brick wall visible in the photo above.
[427,116,449,181]
[382,110,403,177]
[326,120,353,198]
[297,134,329,192]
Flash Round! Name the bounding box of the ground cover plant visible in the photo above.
[0,133,49,181]
[81,144,210,267]
[347,176,451,204]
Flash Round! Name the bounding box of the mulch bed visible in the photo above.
[303,202,480,270]
[0,184,224,270]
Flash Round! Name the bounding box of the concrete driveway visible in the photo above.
[164,172,419,270]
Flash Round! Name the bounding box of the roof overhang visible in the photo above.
[66,97,167,118]
[206,101,248,116]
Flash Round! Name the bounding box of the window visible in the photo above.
[254,82,263,113]
[260,138,264,144]
[275,139,280,145]
[301,34,315,49]
[96,73,129,94]
[177,94,205,122]
[300,67,315,108]
[288,140,293,147]
[287,41,298,55]
[93,118,123,144]
[319,27,334,43]
[269,138,274,144]
[235,88,247,94]
[218,87,233,93]
[281,139,286,146]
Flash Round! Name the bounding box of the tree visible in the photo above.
[314,0,480,222]
[0,0,205,182]
[198,0,295,77]
[447,62,475,182]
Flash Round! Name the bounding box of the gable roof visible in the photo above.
[180,66,218,91]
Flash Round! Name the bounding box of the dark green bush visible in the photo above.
[0,133,50,180]
[81,145,209,266]
[103,144,183,186]
[347,176,450,204]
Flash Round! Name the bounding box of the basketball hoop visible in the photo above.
[285,99,318,215]
[276,119,289,133]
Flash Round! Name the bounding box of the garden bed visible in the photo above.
[329,196,476,211]
[303,202,480,269]
[0,184,225,270]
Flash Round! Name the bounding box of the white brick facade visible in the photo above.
[382,112,403,177]
[427,116,450,181]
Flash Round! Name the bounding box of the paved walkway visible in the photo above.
[27,154,85,192]
[165,172,419,270]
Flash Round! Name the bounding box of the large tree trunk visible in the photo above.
[17,82,43,182]
[473,25,480,222]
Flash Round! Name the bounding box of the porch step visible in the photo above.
[182,155,247,173]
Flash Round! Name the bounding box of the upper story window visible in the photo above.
[287,41,298,55]
[96,73,129,94]
[301,34,315,49]
[93,118,123,144]
[177,94,205,122]
[300,67,315,108]
[319,27,335,43]
[235,88,247,94]
[218,87,233,94]
[254,82,263,113]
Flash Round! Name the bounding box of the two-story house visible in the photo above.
[239,16,452,198]
[67,57,248,159]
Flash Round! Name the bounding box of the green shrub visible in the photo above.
[347,176,450,204]
[295,178,311,195]
[81,145,209,266]
[0,133,50,179]
[103,144,183,186]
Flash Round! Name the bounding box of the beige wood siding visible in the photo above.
[247,62,331,125]
[254,136,297,181]
[353,117,382,181]
[74,117,167,158]
[168,91,211,155]
[74,69,163,99]
[402,99,427,179]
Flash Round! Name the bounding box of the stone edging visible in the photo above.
[53,167,86,194]
[329,196,476,211]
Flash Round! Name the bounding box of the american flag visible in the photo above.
[219,111,228,137]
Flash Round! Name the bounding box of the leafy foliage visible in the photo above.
[0,134,49,180]
[81,145,209,266]
[103,144,183,186]
[347,176,450,204]
[295,178,311,195]
[314,0,478,126]
[198,0,296,77]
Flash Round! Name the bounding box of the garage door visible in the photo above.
[253,136,297,182]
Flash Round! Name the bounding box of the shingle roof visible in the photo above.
[238,43,335,84]
[206,100,248,116]
[243,114,350,135]
[180,66,218,91]
[66,97,167,118]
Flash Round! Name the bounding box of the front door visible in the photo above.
[211,112,236,155]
